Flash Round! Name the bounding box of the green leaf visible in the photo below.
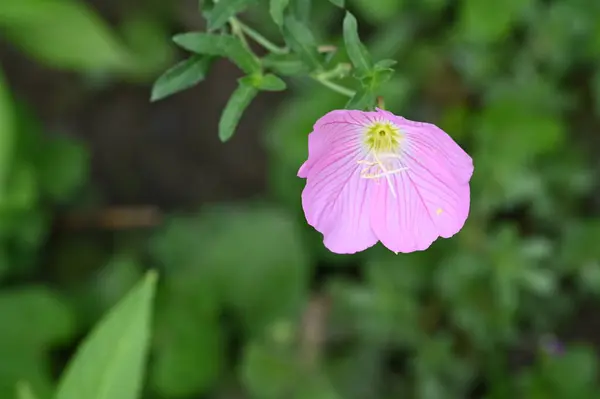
[173,33,260,74]
[205,0,258,30]
[343,11,373,77]
[35,136,88,203]
[55,271,158,399]
[348,0,403,23]
[345,86,376,110]
[0,0,131,71]
[119,12,174,79]
[241,342,303,398]
[290,0,312,23]
[459,0,533,43]
[262,53,309,76]
[270,0,290,26]
[0,287,75,399]
[282,15,322,70]
[0,68,14,203]
[151,55,211,101]
[328,0,345,7]
[375,58,397,69]
[151,278,223,397]
[345,66,393,110]
[208,206,309,331]
[242,74,287,91]
[219,81,259,142]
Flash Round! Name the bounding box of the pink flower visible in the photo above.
[297,108,473,255]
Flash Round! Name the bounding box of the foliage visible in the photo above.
[0,0,599,398]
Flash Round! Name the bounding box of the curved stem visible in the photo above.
[232,18,288,55]
[228,18,249,48]
[313,76,355,97]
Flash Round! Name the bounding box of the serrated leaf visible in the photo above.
[343,11,373,77]
[151,55,211,101]
[219,81,258,142]
[55,271,158,399]
[328,0,345,7]
[0,0,131,71]
[282,15,322,70]
[173,33,260,74]
[205,0,258,30]
[269,0,290,26]
[262,53,309,76]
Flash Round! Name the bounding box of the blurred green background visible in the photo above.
[1,0,600,398]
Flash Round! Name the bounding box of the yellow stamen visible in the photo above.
[364,121,401,153]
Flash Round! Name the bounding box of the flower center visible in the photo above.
[358,121,407,197]
[364,122,401,153]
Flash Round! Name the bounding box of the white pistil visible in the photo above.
[357,152,408,198]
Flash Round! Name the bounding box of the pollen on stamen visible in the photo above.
[364,121,402,153]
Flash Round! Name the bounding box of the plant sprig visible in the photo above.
[151,0,396,142]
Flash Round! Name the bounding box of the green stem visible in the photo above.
[228,18,249,48]
[232,18,289,55]
[313,76,355,97]
[229,17,354,98]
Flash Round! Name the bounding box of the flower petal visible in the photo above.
[301,147,377,254]
[297,109,379,178]
[371,154,470,253]
[298,132,325,177]
[378,110,474,184]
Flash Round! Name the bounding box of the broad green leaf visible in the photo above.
[151,55,211,101]
[343,12,373,77]
[15,381,38,399]
[0,68,14,203]
[242,74,287,91]
[206,0,258,30]
[218,81,258,142]
[209,206,309,331]
[0,0,131,70]
[55,271,158,399]
[270,0,290,26]
[328,0,345,7]
[282,15,322,70]
[262,53,309,76]
[173,33,260,74]
[151,279,224,397]
[0,287,75,399]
